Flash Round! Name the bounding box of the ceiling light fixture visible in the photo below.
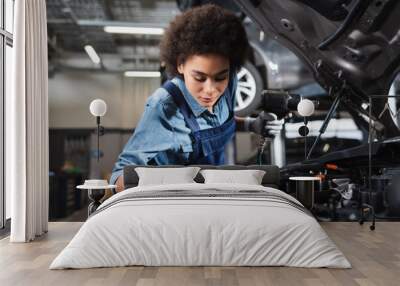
[104,26,164,35]
[124,71,161,78]
[84,45,101,64]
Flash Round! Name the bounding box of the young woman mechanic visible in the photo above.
[110,4,280,192]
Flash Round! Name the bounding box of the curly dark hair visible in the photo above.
[160,4,249,77]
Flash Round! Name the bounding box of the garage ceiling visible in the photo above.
[47,0,180,73]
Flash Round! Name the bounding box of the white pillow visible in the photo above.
[200,169,266,185]
[135,167,200,186]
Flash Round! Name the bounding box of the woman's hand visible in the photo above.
[115,176,125,193]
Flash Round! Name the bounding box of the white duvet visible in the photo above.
[50,183,351,269]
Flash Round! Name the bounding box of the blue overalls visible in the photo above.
[162,80,236,165]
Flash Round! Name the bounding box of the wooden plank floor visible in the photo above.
[0,222,399,286]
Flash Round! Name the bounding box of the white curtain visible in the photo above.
[7,0,49,242]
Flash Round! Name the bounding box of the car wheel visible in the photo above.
[234,61,263,117]
[389,75,400,129]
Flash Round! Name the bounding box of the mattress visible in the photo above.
[50,183,351,269]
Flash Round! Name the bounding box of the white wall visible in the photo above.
[48,71,161,129]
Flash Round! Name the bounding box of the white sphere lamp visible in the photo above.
[90,99,107,117]
[297,99,315,117]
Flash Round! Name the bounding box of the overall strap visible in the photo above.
[162,81,200,132]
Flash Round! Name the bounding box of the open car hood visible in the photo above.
[234,0,400,137]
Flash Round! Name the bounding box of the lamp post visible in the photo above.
[89,99,107,161]
[297,99,315,159]
[76,99,116,217]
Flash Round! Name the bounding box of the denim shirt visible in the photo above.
[110,74,237,184]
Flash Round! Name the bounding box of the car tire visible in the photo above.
[234,61,264,117]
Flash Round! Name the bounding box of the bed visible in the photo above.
[50,165,351,269]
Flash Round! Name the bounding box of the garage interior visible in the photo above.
[45,0,400,224]
[1,0,400,285]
